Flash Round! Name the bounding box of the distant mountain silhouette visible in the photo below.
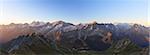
[0,21,149,55]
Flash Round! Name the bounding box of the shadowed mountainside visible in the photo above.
[0,21,149,55]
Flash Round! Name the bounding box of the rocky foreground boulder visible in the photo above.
[0,21,149,55]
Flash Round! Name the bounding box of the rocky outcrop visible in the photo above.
[0,21,149,55]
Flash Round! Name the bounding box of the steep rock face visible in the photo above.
[0,21,149,55]
[126,24,149,48]
[0,34,63,55]
[1,33,149,55]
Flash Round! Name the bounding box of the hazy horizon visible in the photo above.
[0,0,149,26]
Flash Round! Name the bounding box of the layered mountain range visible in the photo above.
[0,21,149,55]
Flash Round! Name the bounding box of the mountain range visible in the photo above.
[0,21,149,55]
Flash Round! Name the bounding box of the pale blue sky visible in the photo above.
[0,0,149,26]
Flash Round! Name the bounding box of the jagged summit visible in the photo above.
[0,21,149,55]
[0,21,149,43]
[52,21,65,24]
